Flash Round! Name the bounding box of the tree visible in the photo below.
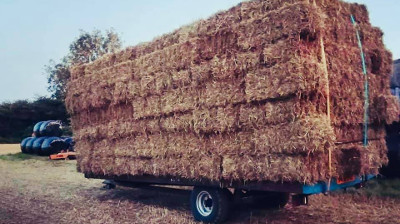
[69,29,122,64]
[0,97,69,143]
[46,29,122,100]
[46,57,70,100]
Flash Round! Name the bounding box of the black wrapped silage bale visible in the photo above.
[50,139,70,153]
[20,137,34,153]
[41,137,61,156]
[39,120,62,137]
[33,121,45,137]
[25,137,37,154]
[32,137,48,155]
[62,137,74,151]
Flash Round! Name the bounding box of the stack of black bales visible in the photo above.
[20,120,73,156]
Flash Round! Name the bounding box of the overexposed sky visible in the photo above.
[0,0,398,102]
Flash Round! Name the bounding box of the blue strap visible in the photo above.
[351,15,369,147]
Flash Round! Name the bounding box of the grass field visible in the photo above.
[1,144,400,224]
[0,144,20,155]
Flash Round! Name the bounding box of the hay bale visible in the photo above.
[192,105,239,134]
[221,153,331,183]
[334,125,386,143]
[336,139,388,179]
[210,115,334,156]
[66,0,399,184]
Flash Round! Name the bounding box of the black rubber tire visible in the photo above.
[190,187,232,223]
[251,191,290,209]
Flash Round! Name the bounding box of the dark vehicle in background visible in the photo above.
[382,59,400,178]
[382,122,400,177]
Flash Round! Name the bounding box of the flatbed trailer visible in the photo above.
[85,173,374,223]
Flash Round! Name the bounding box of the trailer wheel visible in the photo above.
[190,187,231,223]
[251,191,289,209]
[102,180,116,189]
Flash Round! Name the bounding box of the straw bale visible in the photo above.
[91,156,116,176]
[88,79,113,109]
[370,95,400,125]
[252,115,334,155]
[99,118,160,139]
[132,95,161,119]
[73,125,99,141]
[88,140,114,175]
[245,56,326,102]
[112,80,129,105]
[112,155,221,181]
[161,87,199,114]
[191,61,213,85]
[210,115,334,156]
[237,0,325,22]
[334,125,386,143]
[208,131,253,156]
[133,134,168,158]
[126,80,141,98]
[238,97,324,129]
[236,3,323,50]
[171,70,191,88]
[164,133,210,157]
[221,153,330,184]
[210,55,240,80]
[113,157,130,176]
[139,73,157,97]
[75,139,98,174]
[192,105,238,134]
[153,71,173,94]
[156,155,221,180]
[336,139,388,178]
[235,52,261,73]
[93,139,115,158]
[199,79,245,107]
[160,112,193,133]
[113,61,132,76]
[70,64,86,80]
[195,30,238,61]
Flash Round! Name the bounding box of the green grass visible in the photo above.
[361,178,400,198]
[0,152,34,161]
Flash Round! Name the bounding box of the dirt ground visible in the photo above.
[1,146,400,224]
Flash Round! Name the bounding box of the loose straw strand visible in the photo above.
[320,37,332,192]
[312,0,332,193]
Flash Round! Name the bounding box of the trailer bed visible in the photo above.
[85,173,374,195]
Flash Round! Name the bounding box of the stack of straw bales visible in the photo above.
[66,0,399,184]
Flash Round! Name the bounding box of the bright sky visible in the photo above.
[0,0,398,103]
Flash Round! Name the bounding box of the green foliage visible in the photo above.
[0,97,69,143]
[46,57,71,100]
[46,29,122,100]
[362,178,400,198]
[69,29,121,64]
[0,152,34,161]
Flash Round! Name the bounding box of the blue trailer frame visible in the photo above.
[302,174,374,194]
[86,173,374,195]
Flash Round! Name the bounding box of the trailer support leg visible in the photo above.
[103,180,116,189]
[292,194,308,206]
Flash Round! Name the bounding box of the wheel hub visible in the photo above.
[196,191,213,216]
